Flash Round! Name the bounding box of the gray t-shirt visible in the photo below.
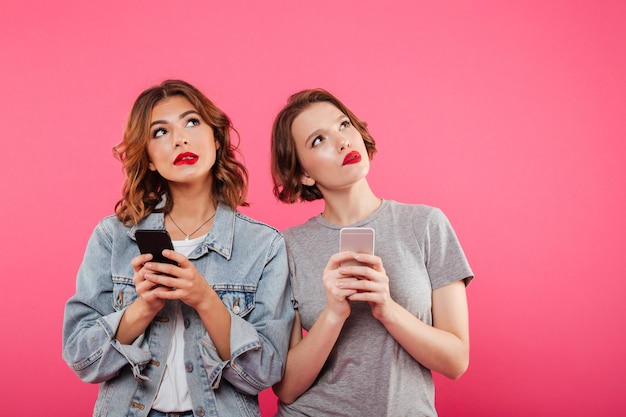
[277,200,473,417]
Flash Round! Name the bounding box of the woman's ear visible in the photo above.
[300,172,315,187]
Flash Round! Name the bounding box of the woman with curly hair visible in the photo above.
[63,80,293,417]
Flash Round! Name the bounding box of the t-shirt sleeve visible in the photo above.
[423,208,474,289]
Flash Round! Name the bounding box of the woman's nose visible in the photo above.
[338,136,351,152]
[173,128,189,147]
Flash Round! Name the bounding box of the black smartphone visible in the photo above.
[135,229,177,265]
[339,227,375,267]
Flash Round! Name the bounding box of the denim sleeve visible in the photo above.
[200,234,294,395]
[61,222,152,383]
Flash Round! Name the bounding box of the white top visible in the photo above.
[152,234,206,412]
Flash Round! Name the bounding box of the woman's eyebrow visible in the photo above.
[179,110,199,119]
[305,128,323,144]
[150,110,199,127]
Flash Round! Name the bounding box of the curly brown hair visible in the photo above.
[270,88,377,203]
[113,80,249,225]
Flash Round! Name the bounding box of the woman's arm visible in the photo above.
[272,308,346,404]
[141,251,232,360]
[343,254,470,379]
[62,223,154,383]
[115,253,166,345]
[273,251,359,404]
[378,280,470,379]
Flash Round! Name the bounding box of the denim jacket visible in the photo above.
[62,203,294,417]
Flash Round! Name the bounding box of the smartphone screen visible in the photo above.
[339,227,375,267]
[135,229,178,265]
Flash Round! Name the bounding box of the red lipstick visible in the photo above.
[174,152,198,166]
[342,151,361,166]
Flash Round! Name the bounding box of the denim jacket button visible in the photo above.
[232,305,240,314]
[184,318,190,328]
[196,408,205,416]
[185,363,193,372]
[131,401,145,410]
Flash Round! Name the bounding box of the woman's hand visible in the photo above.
[131,253,167,314]
[336,253,397,322]
[322,252,361,322]
[141,249,214,310]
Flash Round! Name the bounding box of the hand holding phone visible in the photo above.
[339,227,375,267]
[135,229,178,265]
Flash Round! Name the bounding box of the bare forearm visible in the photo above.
[274,309,346,404]
[381,302,469,379]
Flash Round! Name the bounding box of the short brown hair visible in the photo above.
[271,88,377,203]
[113,80,248,225]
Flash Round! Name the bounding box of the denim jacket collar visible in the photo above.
[129,202,235,261]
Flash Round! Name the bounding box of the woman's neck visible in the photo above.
[320,181,381,226]
[166,182,217,240]
[167,178,214,214]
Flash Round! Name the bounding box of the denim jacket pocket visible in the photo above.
[213,283,256,317]
[112,276,137,311]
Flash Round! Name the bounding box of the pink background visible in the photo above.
[2,1,625,415]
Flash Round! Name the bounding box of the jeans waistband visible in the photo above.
[148,410,194,417]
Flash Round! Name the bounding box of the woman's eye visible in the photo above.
[340,120,351,129]
[152,128,167,138]
[311,135,323,147]
[186,118,200,127]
